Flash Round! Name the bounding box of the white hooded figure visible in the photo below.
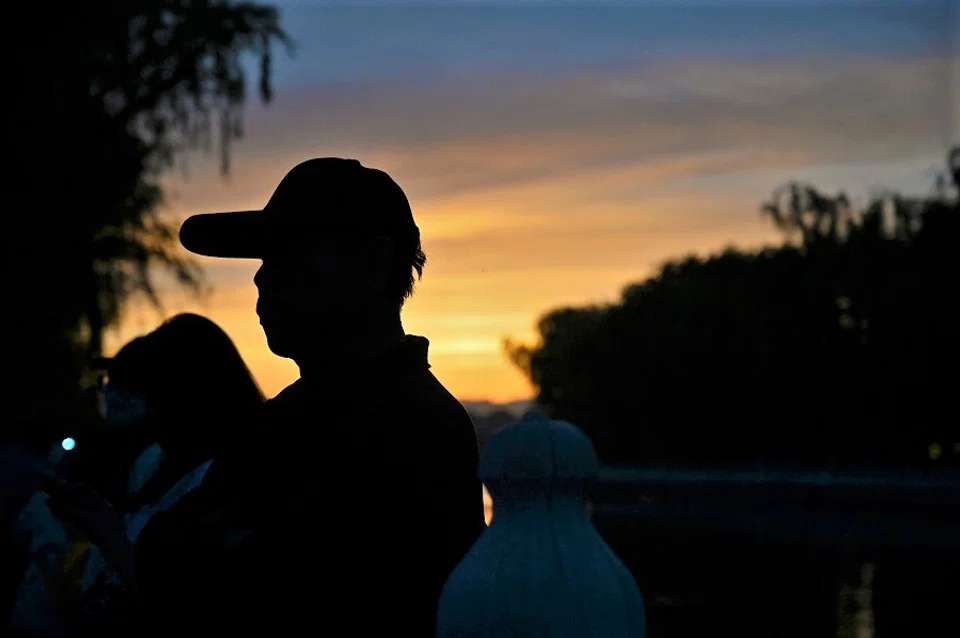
[436,411,645,638]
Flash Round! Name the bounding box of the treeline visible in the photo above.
[508,149,960,468]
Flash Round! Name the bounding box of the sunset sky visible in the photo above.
[106,0,957,402]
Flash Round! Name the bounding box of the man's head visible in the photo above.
[179,158,426,360]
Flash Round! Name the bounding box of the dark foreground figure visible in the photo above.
[134,158,486,635]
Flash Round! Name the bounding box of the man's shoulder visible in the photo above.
[260,368,477,446]
[395,367,469,413]
[396,371,479,449]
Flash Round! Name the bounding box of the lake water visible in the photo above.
[480,486,952,638]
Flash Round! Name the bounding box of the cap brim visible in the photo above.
[179,210,274,258]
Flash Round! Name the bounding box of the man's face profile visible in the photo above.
[254,235,386,359]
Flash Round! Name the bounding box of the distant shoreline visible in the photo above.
[461,399,533,419]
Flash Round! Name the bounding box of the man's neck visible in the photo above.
[295,312,406,379]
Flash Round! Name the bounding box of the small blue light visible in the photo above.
[61,437,76,451]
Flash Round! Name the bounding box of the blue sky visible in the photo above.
[263,2,950,89]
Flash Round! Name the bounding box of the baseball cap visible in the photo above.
[179,158,420,258]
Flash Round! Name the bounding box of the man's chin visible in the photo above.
[263,333,297,360]
[260,324,296,359]
[267,346,296,360]
[261,318,341,359]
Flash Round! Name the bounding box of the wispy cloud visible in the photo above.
[182,53,948,199]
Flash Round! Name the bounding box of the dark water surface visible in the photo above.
[603,539,953,638]
[482,472,958,637]
[591,474,958,638]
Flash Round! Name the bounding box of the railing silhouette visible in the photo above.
[591,465,960,553]
[479,442,960,553]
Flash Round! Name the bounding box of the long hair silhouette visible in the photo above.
[106,313,264,447]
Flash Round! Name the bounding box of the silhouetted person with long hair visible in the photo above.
[94,313,264,505]
[171,157,486,635]
[43,314,264,637]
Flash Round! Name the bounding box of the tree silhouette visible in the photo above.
[6,1,290,447]
[507,148,959,468]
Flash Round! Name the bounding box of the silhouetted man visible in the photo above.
[178,158,486,634]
